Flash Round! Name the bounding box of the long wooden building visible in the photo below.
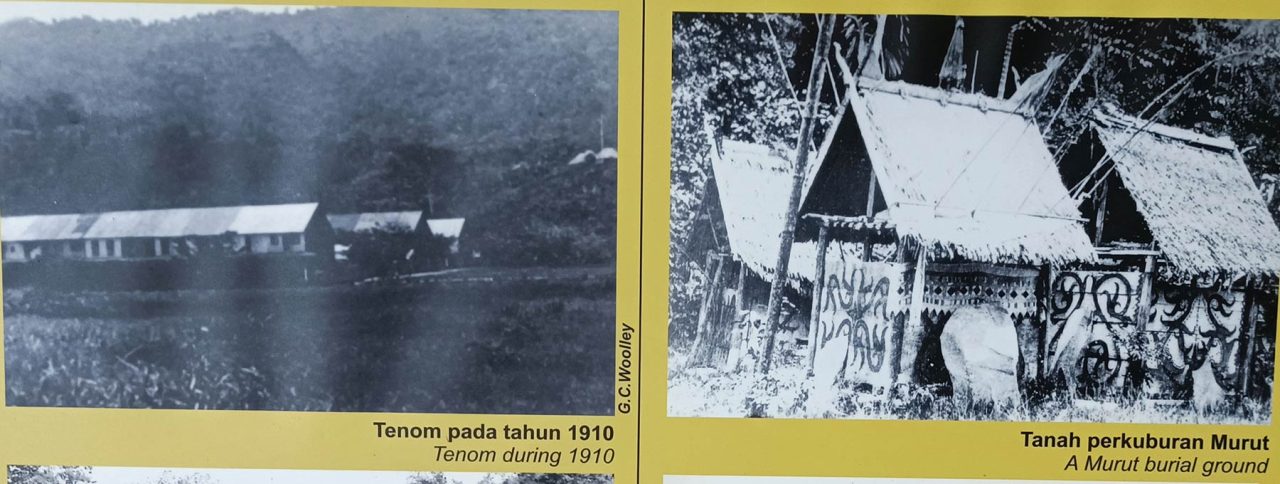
[2,202,331,263]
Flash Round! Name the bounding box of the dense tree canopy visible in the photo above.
[0,7,618,266]
[7,466,94,484]
[670,14,1280,256]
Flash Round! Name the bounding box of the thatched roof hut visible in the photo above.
[703,139,826,285]
[1068,107,1280,277]
[800,79,1096,266]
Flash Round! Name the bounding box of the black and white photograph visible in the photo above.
[665,478,1195,484]
[0,2,619,414]
[668,13,1279,423]
[7,466,611,484]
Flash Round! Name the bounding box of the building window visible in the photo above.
[284,234,301,248]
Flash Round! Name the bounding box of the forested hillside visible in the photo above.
[0,7,618,265]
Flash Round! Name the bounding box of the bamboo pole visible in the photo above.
[757,14,838,377]
[997,21,1025,99]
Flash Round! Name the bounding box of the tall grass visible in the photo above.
[5,277,615,414]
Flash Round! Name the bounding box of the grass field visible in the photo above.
[667,349,1271,423]
[4,269,615,414]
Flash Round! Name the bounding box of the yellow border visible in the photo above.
[637,0,1280,19]
[642,1,1280,483]
[0,1,641,483]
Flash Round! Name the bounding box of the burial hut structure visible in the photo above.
[680,137,841,370]
[1050,105,1280,405]
[795,75,1096,406]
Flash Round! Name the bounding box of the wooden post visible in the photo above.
[1093,177,1109,246]
[696,253,727,363]
[863,171,878,262]
[806,223,831,375]
[758,14,838,378]
[899,249,928,386]
[735,260,747,314]
[691,252,721,356]
[1130,255,1156,394]
[865,172,878,217]
[1137,255,1155,321]
[1236,282,1256,395]
[1035,265,1052,379]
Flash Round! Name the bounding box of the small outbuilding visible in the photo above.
[682,136,852,370]
[326,211,467,272]
[327,210,428,237]
[425,217,466,265]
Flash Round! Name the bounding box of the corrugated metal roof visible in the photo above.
[326,213,363,233]
[2,203,319,242]
[0,215,36,242]
[835,79,1095,265]
[326,211,423,234]
[1092,108,1280,275]
[330,211,424,234]
[228,204,322,235]
[426,218,465,239]
[4,214,93,242]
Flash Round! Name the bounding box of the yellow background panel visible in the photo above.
[641,1,1278,483]
[0,0,641,483]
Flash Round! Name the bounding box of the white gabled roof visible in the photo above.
[327,211,424,234]
[2,203,320,242]
[426,218,466,239]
